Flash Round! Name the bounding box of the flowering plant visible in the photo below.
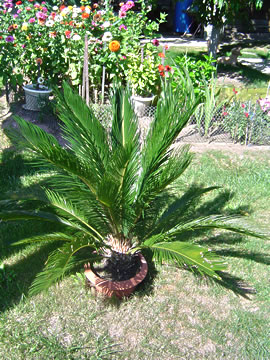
[222,90,270,145]
[126,40,171,97]
[0,0,165,93]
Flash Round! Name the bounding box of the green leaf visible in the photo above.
[151,241,227,279]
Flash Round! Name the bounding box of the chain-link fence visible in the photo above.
[91,103,270,146]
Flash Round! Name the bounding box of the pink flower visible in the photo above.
[17,9,22,13]
[244,112,249,118]
[120,4,129,12]
[36,11,47,20]
[13,14,18,18]
[126,1,135,9]
[34,4,40,8]
[21,44,26,48]
[29,17,35,23]
[241,103,245,108]
[26,7,31,11]
[152,39,159,46]
[223,112,228,116]
[119,10,126,18]
[119,24,127,30]
[42,7,48,13]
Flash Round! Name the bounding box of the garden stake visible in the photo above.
[101,65,106,104]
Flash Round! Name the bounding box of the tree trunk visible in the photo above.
[205,24,222,59]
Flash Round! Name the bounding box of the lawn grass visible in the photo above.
[0,145,269,359]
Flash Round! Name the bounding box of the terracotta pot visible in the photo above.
[84,253,148,299]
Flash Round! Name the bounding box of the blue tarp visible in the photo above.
[174,0,193,33]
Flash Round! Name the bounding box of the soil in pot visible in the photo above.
[93,253,141,281]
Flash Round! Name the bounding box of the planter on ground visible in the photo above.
[131,94,156,117]
[84,253,148,298]
[23,84,52,111]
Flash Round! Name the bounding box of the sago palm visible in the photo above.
[0,82,265,295]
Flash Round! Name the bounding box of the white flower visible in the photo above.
[84,7,91,14]
[102,31,112,42]
[72,12,78,18]
[52,6,58,11]
[73,7,82,13]
[72,34,81,41]
[102,21,110,28]
[45,20,54,27]
[61,7,70,15]
[54,15,61,22]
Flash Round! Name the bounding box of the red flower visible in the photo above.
[165,65,172,72]
[60,5,66,11]
[244,112,249,117]
[158,64,164,72]
[16,1,22,5]
[160,72,165,77]
[223,112,228,116]
[82,12,90,19]
[65,30,71,38]
[241,103,245,108]
[233,88,238,95]
[158,52,165,58]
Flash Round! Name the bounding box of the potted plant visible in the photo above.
[127,48,162,116]
[23,58,52,111]
[0,81,266,298]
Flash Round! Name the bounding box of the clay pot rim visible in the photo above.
[84,252,148,291]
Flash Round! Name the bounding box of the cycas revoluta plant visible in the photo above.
[0,81,266,296]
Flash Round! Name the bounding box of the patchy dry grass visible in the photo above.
[0,141,269,359]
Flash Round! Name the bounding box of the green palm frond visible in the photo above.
[150,241,227,280]
[13,116,100,194]
[12,232,74,246]
[135,83,200,212]
[145,185,221,237]
[168,214,268,240]
[56,82,109,169]
[29,240,101,295]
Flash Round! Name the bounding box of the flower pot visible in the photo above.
[131,94,156,117]
[23,84,52,111]
[84,253,148,299]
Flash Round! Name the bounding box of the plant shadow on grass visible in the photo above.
[218,63,270,85]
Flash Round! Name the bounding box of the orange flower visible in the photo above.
[109,40,120,52]
[158,52,165,58]
[93,3,98,8]
[82,12,90,19]
[158,64,164,72]
[36,58,43,65]
[160,71,165,77]
[165,65,172,72]
[80,6,85,11]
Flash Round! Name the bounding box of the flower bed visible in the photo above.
[0,0,166,95]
